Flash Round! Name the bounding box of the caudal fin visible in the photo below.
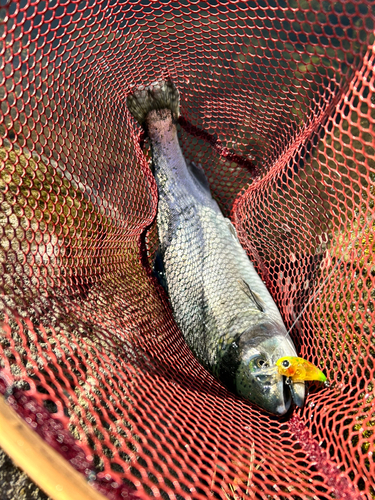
[126,80,180,125]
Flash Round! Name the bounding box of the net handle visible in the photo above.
[0,396,108,500]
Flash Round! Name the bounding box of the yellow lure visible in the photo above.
[276,356,327,383]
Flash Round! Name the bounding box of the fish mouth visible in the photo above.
[274,377,292,415]
[286,378,305,408]
[253,367,292,415]
[275,377,305,414]
[253,366,305,412]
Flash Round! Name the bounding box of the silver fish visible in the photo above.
[127,80,304,415]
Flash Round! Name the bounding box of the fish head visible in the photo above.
[217,323,305,415]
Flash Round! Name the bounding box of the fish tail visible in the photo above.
[126,80,180,125]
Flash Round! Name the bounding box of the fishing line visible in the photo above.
[285,255,343,335]
[287,214,372,336]
[266,213,373,362]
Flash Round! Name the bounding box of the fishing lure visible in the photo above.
[276,356,327,383]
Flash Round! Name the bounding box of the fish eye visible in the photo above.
[247,354,270,372]
[254,357,269,369]
[282,360,290,368]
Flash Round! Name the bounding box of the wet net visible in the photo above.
[0,0,374,499]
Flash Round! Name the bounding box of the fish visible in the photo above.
[126,80,305,415]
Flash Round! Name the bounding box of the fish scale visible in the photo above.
[127,80,305,415]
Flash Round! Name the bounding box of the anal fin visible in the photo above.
[187,161,212,194]
[225,219,240,243]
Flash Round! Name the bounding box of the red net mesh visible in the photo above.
[1,1,374,499]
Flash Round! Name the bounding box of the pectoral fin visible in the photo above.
[238,279,265,313]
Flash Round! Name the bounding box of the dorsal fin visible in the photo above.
[153,249,169,295]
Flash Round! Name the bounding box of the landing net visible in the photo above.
[0,1,374,499]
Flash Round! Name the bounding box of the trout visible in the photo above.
[127,80,304,415]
